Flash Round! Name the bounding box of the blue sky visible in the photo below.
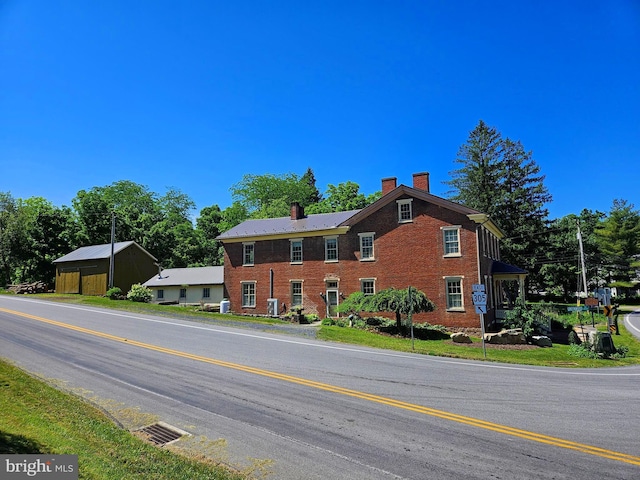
[1,1,638,220]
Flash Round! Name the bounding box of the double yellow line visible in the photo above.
[3,307,640,467]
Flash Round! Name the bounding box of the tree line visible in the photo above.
[1,121,638,300]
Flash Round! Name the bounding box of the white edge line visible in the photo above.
[3,296,640,377]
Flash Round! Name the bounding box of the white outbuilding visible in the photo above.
[143,266,224,308]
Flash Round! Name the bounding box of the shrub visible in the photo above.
[105,287,123,300]
[568,343,599,359]
[613,345,629,359]
[505,304,551,338]
[126,284,152,303]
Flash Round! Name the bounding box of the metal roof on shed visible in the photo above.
[143,266,224,287]
[216,209,361,240]
[53,241,157,263]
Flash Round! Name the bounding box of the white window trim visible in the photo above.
[358,232,375,261]
[444,276,465,311]
[242,242,255,266]
[290,279,304,307]
[442,226,462,258]
[360,278,376,295]
[290,238,303,264]
[241,281,256,308]
[396,198,413,223]
[324,236,339,263]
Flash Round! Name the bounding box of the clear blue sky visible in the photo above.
[1,1,638,220]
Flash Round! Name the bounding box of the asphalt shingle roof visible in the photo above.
[53,241,156,263]
[216,209,361,240]
[143,266,224,287]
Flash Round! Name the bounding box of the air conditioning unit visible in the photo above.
[267,298,278,316]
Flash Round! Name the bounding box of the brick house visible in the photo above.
[217,172,526,329]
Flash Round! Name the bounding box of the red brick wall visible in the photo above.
[223,196,488,328]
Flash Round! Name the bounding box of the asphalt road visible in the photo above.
[1,296,639,480]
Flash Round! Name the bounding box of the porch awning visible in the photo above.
[491,260,527,280]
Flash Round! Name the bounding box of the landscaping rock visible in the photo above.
[451,332,472,343]
[531,335,553,347]
[484,328,526,345]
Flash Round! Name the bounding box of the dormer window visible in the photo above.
[397,199,413,223]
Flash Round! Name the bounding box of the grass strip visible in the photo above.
[317,322,640,368]
[0,358,244,480]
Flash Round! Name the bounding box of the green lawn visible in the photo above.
[0,359,245,480]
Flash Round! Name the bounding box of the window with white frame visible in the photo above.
[442,226,461,256]
[290,239,303,263]
[241,282,256,307]
[179,288,186,299]
[325,236,338,262]
[361,278,375,295]
[157,289,164,300]
[291,281,303,307]
[243,242,254,266]
[445,277,464,310]
[359,233,375,260]
[203,287,210,298]
[397,199,413,223]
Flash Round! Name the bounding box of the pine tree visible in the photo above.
[447,121,552,288]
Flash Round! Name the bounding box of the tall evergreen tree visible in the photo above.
[446,121,552,288]
[446,120,503,214]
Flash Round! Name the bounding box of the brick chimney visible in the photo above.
[291,202,305,220]
[381,177,397,195]
[412,172,430,192]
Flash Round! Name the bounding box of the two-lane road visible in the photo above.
[1,295,639,479]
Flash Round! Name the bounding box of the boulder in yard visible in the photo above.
[451,332,472,343]
[531,335,553,347]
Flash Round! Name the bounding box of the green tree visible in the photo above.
[595,199,640,289]
[446,121,552,287]
[0,192,23,286]
[301,167,322,204]
[230,172,317,218]
[305,181,381,214]
[538,210,604,299]
[361,287,435,331]
[446,120,503,214]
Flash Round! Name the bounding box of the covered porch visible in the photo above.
[490,260,528,327]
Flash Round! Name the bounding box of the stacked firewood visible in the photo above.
[8,281,49,294]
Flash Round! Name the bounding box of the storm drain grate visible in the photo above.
[135,422,190,446]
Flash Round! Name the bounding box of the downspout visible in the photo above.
[269,268,274,299]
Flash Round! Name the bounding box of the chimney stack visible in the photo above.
[412,172,430,192]
[381,177,397,195]
[291,202,305,220]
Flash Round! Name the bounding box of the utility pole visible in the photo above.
[577,220,588,298]
[109,211,115,289]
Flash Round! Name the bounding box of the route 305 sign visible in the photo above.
[472,293,487,306]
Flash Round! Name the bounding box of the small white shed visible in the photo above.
[143,266,224,307]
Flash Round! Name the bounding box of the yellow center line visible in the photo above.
[3,307,639,467]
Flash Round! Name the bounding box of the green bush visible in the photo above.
[105,287,123,300]
[505,304,551,338]
[126,284,152,303]
[568,343,599,359]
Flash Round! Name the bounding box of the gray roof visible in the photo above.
[143,266,224,287]
[216,210,361,241]
[53,241,157,263]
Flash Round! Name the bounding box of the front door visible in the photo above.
[326,290,339,317]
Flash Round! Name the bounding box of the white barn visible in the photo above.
[143,266,224,307]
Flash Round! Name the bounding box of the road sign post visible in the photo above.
[472,284,487,358]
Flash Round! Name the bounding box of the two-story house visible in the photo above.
[217,172,526,329]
